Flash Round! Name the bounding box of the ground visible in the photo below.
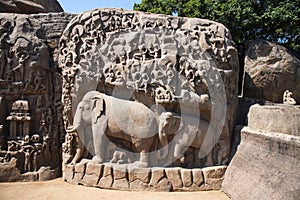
[0,178,230,200]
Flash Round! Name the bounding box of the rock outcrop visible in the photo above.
[0,0,63,14]
[244,39,300,103]
[222,104,300,200]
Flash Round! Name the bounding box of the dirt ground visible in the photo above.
[0,178,230,200]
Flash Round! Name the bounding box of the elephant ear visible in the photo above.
[171,116,183,134]
[91,97,104,124]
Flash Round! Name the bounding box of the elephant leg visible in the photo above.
[193,148,202,167]
[132,136,153,167]
[92,116,108,164]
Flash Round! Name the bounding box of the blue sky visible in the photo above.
[58,0,141,13]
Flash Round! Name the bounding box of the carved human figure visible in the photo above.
[33,150,41,172]
[34,70,47,91]
[23,146,34,172]
[13,51,29,82]
[43,135,51,166]
[283,90,296,105]
[0,48,7,79]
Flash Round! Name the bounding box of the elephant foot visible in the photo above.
[92,155,103,164]
[132,161,148,168]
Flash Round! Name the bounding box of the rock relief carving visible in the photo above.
[0,15,63,173]
[59,9,239,168]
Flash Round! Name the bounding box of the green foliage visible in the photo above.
[134,0,300,52]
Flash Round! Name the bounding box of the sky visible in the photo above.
[57,0,141,13]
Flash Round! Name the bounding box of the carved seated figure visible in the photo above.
[283,90,296,105]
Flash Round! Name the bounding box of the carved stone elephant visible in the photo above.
[161,113,217,167]
[67,91,170,167]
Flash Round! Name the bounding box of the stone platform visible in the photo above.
[63,161,227,192]
[222,104,300,200]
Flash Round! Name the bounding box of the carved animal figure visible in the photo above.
[162,113,217,166]
[67,91,171,167]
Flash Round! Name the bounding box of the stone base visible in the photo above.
[0,159,61,182]
[222,127,300,200]
[63,161,227,192]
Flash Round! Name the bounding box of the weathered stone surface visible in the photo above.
[111,164,129,190]
[0,158,22,182]
[129,179,149,191]
[112,179,130,190]
[244,39,300,103]
[0,0,63,14]
[60,8,239,169]
[202,166,226,190]
[63,164,74,182]
[85,162,103,176]
[0,12,75,182]
[248,104,300,136]
[98,165,113,189]
[192,168,204,186]
[154,178,172,192]
[38,166,60,181]
[22,172,38,181]
[81,162,103,187]
[165,168,183,190]
[65,162,228,191]
[113,164,127,180]
[181,169,193,187]
[128,167,151,183]
[81,174,99,187]
[149,168,165,187]
[222,126,300,200]
[74,161,87,174]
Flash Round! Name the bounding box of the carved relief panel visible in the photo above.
[0,15,63,173]
[59,9,239,168]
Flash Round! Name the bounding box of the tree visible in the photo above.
[134,0,300,52]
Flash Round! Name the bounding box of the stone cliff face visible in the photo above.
[0,0,63,14]
[0,12,76,181]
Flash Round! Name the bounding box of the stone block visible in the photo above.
[38,166,60,181]
[63,165,75,182]
[0,158,22,182]
[113,164,127,180]
[98,164,113,189]
[74,160,88,174]
[202,166,226,190]
[153,178,172,192]
[23,172,38,181]
[129,180,149,191]
[247,104,300,136]
[165,168,183,190]
[128,167,151,183]
[149,168,165,186]
[181,169,192,187]
[85,162,103,177]
[81,174,100,187]
[192,168,204,186]
[112,179,129,190]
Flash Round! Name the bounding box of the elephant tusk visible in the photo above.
[66,125,78,133]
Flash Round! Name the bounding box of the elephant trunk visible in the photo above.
[158,123,169,160]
